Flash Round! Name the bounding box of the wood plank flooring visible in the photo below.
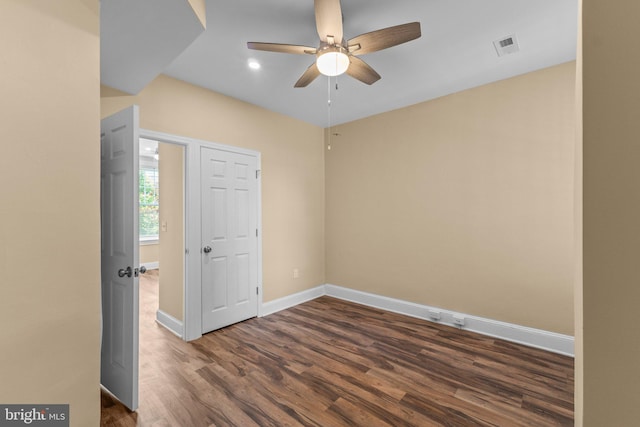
[101,271,574,426]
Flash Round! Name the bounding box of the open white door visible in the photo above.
[100,106,140,411]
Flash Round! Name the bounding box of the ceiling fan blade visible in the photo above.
[294,63,321,88]
[247,42,316,55]
[346,56,381,85]
[315,0,343,43]
[348,22,421,56]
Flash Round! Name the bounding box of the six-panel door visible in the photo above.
[201,147,259,333]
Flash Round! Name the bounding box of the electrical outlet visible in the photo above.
[293,268,299,279]
[453,314,465,327]
[428,310,441,321]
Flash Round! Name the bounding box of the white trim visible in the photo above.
[141,129,261,158]
[185,136,201,341]
[324,284,574,357]
[139,237,159,245]
[260,285,326,317]
[256,166,263,318]
[156,310,183,338]
[141,261,159,270]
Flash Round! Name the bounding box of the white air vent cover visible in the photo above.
[493,34,520,57]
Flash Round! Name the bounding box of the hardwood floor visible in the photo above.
[101,271,574,426]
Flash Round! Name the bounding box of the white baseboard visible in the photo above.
[260,284,574,356]
[156,310,183,338]
[142,261,159,270]
[260,285,326,317]
[324,284,574,357]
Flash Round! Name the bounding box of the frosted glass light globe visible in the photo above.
[316,49,349,76]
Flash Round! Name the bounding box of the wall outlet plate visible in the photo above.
[453,314,466,327]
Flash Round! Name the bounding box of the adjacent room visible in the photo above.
[137,138,185,336]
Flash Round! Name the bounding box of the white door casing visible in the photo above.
[201,147,259,333]
[100,106,140,411]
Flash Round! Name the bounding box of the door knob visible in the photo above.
[203,246,212,254]
[139,266,147,274]
[118,266,132,278]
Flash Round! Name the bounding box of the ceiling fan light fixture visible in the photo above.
[316,46,349,76]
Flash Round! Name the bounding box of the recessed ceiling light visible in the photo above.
[248,59,261,70]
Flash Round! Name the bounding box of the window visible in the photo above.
[139,167,159,241]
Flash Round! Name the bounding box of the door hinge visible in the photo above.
[256,287,259,295]
[256,229,258,237]
[256,170,261,179]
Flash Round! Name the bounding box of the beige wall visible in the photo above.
[158,143,185,320]
[326,62,576,335]
[140,243,159,264]
[187,0,206,28]
[574,1,584,423]
[101,75,326,302]
[0,1,101,426]
[581,0,640,423]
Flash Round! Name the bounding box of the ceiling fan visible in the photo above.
[247,0,421,88]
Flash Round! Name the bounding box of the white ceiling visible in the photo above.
[102,0,578,128]
[139,138,158,157]
[101,0,205,94]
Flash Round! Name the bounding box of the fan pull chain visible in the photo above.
[327,76,332,151]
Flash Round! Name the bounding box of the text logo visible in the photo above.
[0,405,68,427]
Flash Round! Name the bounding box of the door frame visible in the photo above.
[140,129,263,342]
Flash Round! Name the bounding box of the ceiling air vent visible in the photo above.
[493,34,519,57]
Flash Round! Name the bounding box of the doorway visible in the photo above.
[138,138,186,337]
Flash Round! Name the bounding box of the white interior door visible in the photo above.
[201,147,258,333]
[100,105,139,411]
